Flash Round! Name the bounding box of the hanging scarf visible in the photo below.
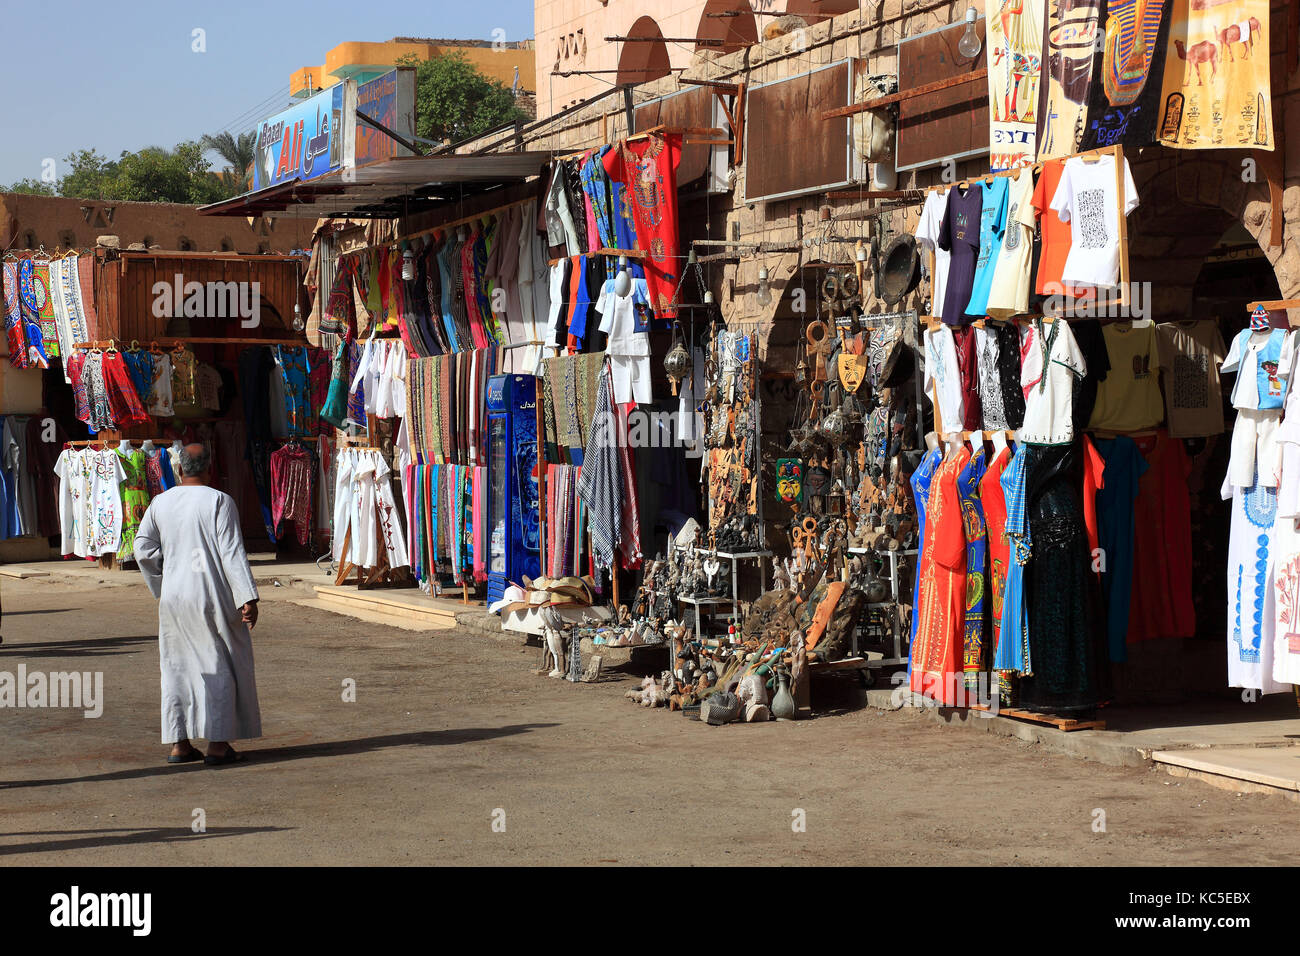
[16,260,50,367]
[3,260,28,369]
[576,364,622,570]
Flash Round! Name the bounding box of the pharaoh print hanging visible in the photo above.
[986,0,1047,170]
[1156,0,1272,150]
[1080,0,1173,148]
[1036,0,1103,160]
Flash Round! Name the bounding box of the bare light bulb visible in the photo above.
[401,247,416,281]
[756,267,773,307]
[957,7,982,59]
[614,255,632,297]
[292,302,304,332]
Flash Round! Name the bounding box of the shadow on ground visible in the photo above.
[0,724,560,791]
[0,825,290,856]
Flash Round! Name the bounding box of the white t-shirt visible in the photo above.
[1019,319,1087,445]
[986,169,1036,319]
[1050,154,1139,289]
[914,189,951,317]
[545,259,570,348]
[596,277,650,356]
[923,326,964,435]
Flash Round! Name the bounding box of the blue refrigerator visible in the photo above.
[486,373,541,604]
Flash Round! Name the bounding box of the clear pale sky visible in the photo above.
[0,0,536,186]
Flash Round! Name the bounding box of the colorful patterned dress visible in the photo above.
[911,447,970,705]
[957,446,988,691]
[116,449,150,560]
[980,446,1013,667]
[908,447,944,657]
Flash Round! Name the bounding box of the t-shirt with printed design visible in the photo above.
[986,169,1035,319]
[1049,154,1139,290]
[1157,320,1228,437]
[1088,322,1165,432]
[936,185,984,327]
[964,177,1009,319]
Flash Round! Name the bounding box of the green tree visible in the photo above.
[4,178,57,196]
[106,142,225,204]
[402,51,527,146]
[201,130,256,195]
[59,149,117,200]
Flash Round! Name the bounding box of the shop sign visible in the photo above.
[253,86,343,190]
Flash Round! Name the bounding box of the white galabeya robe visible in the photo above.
[134,485,262,742]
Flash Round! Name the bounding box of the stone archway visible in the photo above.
[1126,152,1297,318]
[616,16,672,87]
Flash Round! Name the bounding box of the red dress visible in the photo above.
[980,446,1012,661]
[1081,435,1106,579]
[1128,431,1195,640]
[912,447,970,704]
[601,134,682,321]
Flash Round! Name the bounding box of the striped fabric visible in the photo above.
[576,363,621,570]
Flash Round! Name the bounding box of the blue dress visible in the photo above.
[1094,436,1148,663]
[957,446,988,689]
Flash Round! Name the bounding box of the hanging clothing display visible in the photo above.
[1223,465,1287,694]
[1158,319,1228,438]
[53,446,127,558]
[1019,317,1087,446]
[911,445,970,704]
[1088,322,1163,431]
[1094,435,1146,662]
[958,445,989,688]
[116,447,151,561]
[601,133,682,321]
[1018,444,1103,714]
[270,441,315,547]
[333,447,408,571]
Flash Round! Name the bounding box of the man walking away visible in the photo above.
[134,443,262,766]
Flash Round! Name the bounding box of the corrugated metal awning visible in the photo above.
[198,152,552,219]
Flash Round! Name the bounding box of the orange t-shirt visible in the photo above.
[1027,160,1093,300]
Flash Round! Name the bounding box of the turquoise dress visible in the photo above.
[957,446,988,690]
[996,444,1031,674]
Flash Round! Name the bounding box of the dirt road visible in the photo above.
[1,573,1296,866]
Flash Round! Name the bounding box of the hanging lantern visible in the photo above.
[821,407,849,445]
[664,324,692,396]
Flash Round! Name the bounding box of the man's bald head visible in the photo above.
[178,443,212,477]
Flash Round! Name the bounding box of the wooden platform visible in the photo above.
[969,703,1105,732]
[301,585,463,631]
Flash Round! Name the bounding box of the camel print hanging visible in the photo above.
[986,0,1047,171]
[1080,0,1174,148]
[1156,0,1272,149]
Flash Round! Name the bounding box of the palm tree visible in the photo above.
[200,131,256,195]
